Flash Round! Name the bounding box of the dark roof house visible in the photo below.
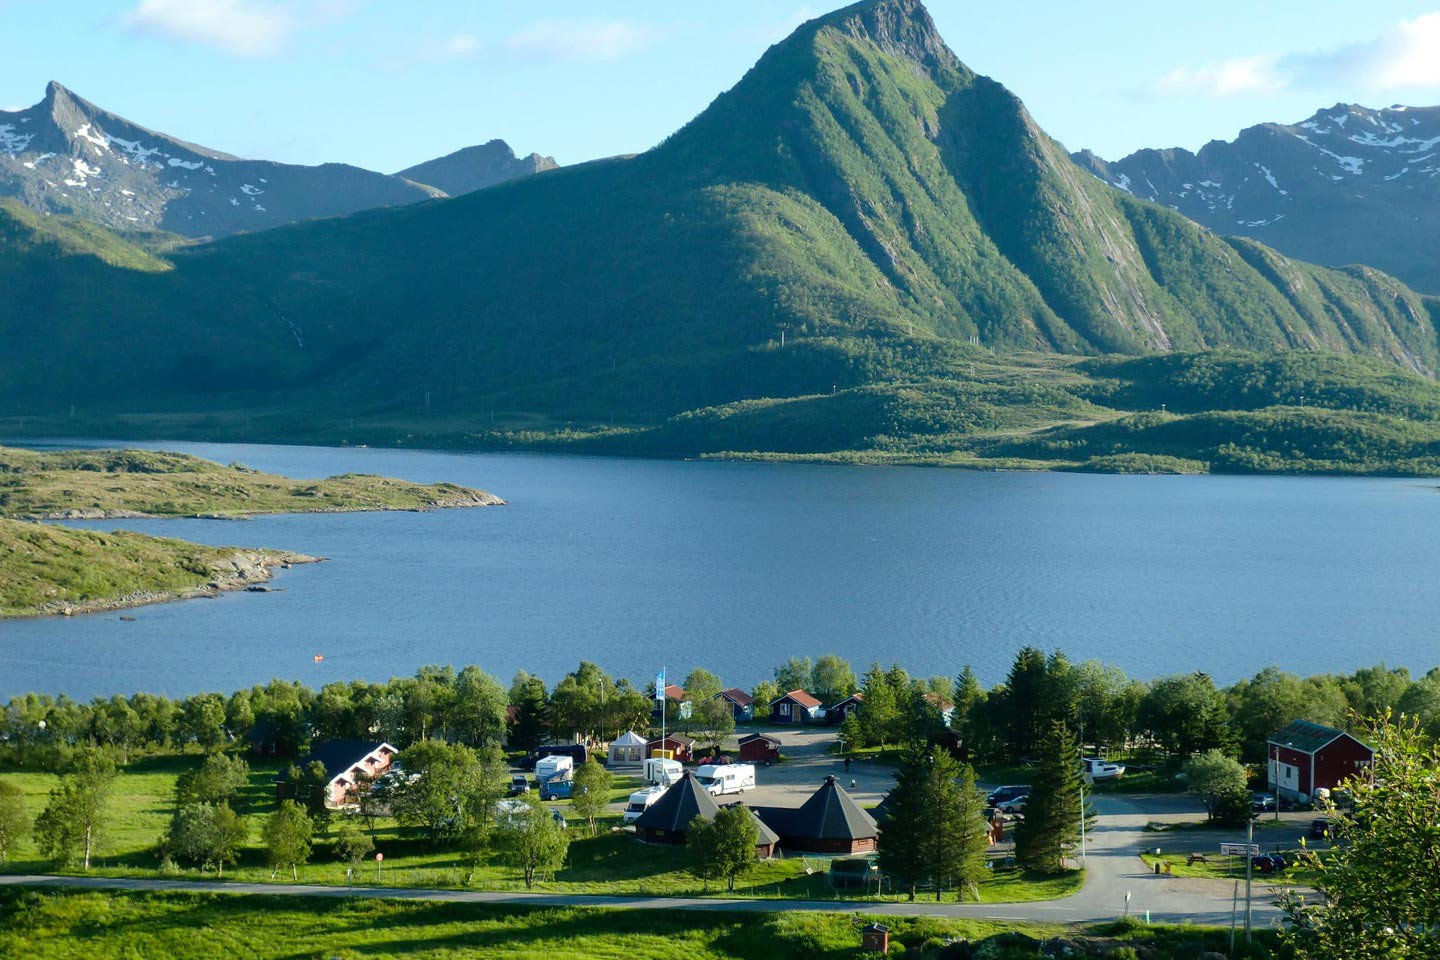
[275,739,396,809]
[756,775,878,853]
[1267,719,1373,802]
[634,771,720,845]
[712,688,755,721]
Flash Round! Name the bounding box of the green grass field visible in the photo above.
[0,888,1284,960]
[0,755,1080,904]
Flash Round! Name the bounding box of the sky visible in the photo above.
[4,1,1440,172]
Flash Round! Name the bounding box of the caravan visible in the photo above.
[535,755,574,787]
[623,785,666,823]
[695,763,755,796]
[643,757,683,787]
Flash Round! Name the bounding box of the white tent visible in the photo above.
[608,730,648,766]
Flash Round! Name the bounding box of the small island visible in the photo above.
[0,445,502,618]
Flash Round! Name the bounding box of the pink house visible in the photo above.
[276,740,397,809]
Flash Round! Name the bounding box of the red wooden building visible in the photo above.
[737,732,781,764]
[646,733,696,763]
[1267,719,1372,803]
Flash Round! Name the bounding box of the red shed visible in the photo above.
[1267,719,1372,802]
[738,732,781,764]
[646,733,695,763]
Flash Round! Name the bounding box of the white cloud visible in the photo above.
[504,19,665,63]
[125,0,294,57]
[1291,12,1440,90]
[1156,55,1286,97]
[1156,12,1440,98]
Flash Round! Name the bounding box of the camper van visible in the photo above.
[643,757,683,787]
[535,754,574,787]
[539,775,574,801]
[695,763,756,796]
[622,785,666,823]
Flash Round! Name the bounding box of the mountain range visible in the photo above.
[4,0,1440,476]
[1074,103,1440,294]
[396,140,558,197]
[0,82,552,239]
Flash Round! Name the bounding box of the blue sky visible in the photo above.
[4,1,1440,172]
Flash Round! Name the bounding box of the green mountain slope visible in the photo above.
[2,0,1440,475]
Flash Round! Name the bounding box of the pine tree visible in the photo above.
[858,663,899,749]
[952,665,984,747]
[876,747,931,901]
[923,754,991,901]
[1014,721,1083,874]
[1003,647,1049,759]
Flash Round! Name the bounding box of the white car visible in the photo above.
[997,795,1028,814]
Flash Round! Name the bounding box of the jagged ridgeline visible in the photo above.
[2,0,1439,473]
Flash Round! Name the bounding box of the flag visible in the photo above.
[655,669,665,701]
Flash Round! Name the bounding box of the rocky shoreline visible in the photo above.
[27,549,323,619]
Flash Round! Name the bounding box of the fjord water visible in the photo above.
[3,440,1438,700]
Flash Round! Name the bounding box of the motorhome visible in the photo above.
[535,754,574,787]
[695,763,755,796]
[623,785,666,823]
[643,757,683,787]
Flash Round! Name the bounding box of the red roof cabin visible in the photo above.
[711,688,755,722]
[1267,719,1372,804]
[769,689,824,725]
[737,732,782,764]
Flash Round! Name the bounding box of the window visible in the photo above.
[779,702,791,716]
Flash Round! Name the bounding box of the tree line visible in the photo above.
[3,651,1430,774]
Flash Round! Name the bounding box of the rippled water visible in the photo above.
[3,439,1438,700]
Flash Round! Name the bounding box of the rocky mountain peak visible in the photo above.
[827,0,958,76]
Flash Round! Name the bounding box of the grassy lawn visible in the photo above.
[0,888,1283,959]
[1140,849,1318,886]
[0,757,1080,904]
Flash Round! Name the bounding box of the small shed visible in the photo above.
[634,771,719,845]
[737,732,782,764]
[756,775,878,854]
[769,689,823,725]
[1267,719,1373,803]
[827,692,864,725]
[608,730,648,767]
[712,688,755,722]
[861,922,890,954]
[647,733,696,763]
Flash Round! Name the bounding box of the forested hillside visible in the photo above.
[2,0,1439,475]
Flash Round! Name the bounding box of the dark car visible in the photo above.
[507,774,530,797]
[1251,793,1277,811]
[1308,818,1332,840]
[987,785,1029,806]
[1251,853,1288,873]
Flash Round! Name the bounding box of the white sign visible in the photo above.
[375,852,384,861]
[1220,843,1260,856]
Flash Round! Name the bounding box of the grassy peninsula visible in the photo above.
[0,446,502,519]
[0,445,501,618]
[0,518,314,618]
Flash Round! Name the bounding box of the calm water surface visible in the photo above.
[3,440,1438,700]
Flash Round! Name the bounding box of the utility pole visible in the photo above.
[1244,816,1254,945]
[1230,879,1239,954]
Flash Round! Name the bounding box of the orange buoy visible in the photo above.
[313,654,325,663]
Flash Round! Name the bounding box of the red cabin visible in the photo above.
[1267,720,1372,803]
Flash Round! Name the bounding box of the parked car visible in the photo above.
[987,785,1029,806]
[540,776,574,801]
[997,795,1028,814]
[1250,853,1288,873]
[1251,793,1277,811]
[508,774,530,797]
[1308,818,1332,840]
